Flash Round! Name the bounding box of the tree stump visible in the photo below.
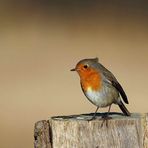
[34,113,148,148]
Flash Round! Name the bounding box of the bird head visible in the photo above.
[71,57,99,78]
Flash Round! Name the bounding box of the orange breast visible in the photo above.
[80,68,102,92]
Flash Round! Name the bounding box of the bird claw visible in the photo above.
[87,115,96,121]
[100,115,112,127]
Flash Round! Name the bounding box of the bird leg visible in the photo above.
[101,105,112,127]
[88,106,99,121]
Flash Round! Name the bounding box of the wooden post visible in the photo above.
[34,113,148,148]
[34,120,52,148]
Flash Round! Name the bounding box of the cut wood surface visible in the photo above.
[34,113,148,148]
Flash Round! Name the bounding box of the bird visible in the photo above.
[71,57,130,120]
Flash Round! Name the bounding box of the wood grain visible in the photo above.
[34,113,148,148]
[34,120,52,148]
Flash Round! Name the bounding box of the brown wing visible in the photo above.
[112,81,129,104]
[98,63,129,104]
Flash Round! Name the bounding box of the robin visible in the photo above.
[71,57,130,120]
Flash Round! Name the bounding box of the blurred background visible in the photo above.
[0,0,148,147]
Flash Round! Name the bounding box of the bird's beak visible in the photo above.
[70,68,76,71]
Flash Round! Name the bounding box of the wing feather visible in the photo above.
[98,63,129,104]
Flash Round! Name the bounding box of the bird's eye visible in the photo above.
[83,65,88,69]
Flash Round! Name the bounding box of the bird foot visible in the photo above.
[100,115,112,127]
[87,115,96,121]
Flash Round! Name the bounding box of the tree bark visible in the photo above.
[34,120,52,148]
[34,113,148,148]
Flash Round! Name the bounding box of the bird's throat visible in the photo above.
[80,71,102,91]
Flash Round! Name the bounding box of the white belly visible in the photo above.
[85,86,119,107]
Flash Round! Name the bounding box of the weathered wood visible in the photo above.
[34,113,148,148]
[34,120,52,148]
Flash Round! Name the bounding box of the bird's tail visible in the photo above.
[118,101,130,116]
